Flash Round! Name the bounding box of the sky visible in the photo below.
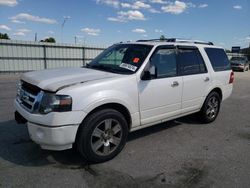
[0,0,249,49]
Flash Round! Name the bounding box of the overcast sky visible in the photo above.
[0,0,249,48]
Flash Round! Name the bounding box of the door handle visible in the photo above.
[171,81,179,87]
[204,77,210,82]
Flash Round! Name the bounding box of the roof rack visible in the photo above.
[136,38,214,45]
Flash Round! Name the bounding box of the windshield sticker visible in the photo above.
[119,63,137,72]
[133,58,140,63]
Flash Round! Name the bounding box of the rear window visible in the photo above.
[205,48,231,71]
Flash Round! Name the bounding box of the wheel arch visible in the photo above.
[78,102,132,131]
[209,87,223,101]
[201,87,223,109]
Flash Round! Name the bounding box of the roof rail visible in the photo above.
[136,39,164,42]
[136,38,214,45]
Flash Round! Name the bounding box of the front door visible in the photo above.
[138,46,183,125]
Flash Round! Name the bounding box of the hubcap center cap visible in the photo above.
[102,131,112,141]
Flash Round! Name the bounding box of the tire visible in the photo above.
[76,109,128,163]
[199,92,221,123]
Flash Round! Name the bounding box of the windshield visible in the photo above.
[86,44,153,74]
[231,57,246,61]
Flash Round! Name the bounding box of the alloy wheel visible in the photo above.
[91,119,122,156]
[206,96,219,119]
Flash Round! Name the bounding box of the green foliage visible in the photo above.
[160,35,166,40]
[0,33,10,40]
[40,37,56,43]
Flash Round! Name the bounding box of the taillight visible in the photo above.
[229,71,234,84]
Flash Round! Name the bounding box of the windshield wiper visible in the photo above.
[86,64,119,74]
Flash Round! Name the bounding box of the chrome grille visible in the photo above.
[17,81,43,113]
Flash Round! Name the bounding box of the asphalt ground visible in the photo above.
[0,71,250,188]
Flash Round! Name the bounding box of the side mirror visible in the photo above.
[141,66,157,80]
[141,70,151,80]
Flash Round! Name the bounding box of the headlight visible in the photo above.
[16,81,23,98]
[39,93,72,114]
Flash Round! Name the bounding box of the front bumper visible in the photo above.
[27,122,78,150]
[14,99,87,150]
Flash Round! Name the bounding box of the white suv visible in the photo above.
[14,39,234,162]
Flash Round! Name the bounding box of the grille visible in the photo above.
[22,81,41,95]
[17,81,43,113]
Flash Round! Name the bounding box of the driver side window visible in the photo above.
[150,48,177,78]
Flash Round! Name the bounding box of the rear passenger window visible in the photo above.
[205,48,231,71]
[178,48,207,75]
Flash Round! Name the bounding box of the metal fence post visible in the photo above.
[82,47,85,66]
[43,45,47,69]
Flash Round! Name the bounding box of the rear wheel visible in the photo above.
[77,109,128,163]
[199,92,221,123]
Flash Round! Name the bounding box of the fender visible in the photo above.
[84,93,137,115]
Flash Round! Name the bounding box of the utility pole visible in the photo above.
[61,16,71,43]
[35,33,37,42]
[74,36,77,45]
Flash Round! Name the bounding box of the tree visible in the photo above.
[160,35,166,40]
[0,33,10,40]
[40,37,56,43]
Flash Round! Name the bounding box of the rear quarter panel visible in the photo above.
[199,46,233,102]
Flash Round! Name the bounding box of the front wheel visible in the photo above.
[199,92,221,123]
[76,109,128,163]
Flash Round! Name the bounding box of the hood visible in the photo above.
[230,60,244,64]
[21,67,118,92]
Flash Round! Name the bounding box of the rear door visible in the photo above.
[178,46,212,113]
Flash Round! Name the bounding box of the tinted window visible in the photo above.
[150,48,177,78]
[205,48,231,71]
[178,48,207,75]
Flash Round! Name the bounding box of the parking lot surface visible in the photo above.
[0,72,250,188]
